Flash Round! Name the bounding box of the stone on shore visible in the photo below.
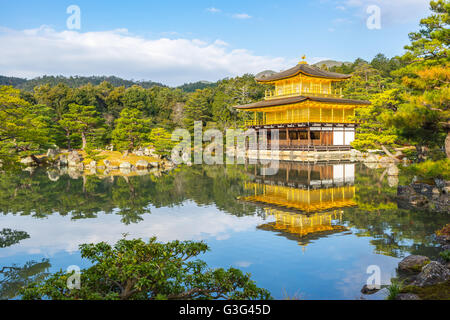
[398,255,430,273]
[46,148,59,158]
[413,261,450,287]
[119,162,132,169]
[149,162,160,168]
[68,151,83,167]
[361,284,381,295]
[20,157,36,167]
[136,160,149,169]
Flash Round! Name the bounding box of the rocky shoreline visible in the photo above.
[18,148,179,178]
[397,179,450,213]
[392,225,450,300]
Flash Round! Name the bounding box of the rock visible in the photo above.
[68,151,83,167]
[58,155,68,167]
[119,162,132,169]
[387,165,399,176]
[46,148,59,158]
[444,186,450,195]
[103,160,110,167]
[122,151,129,158]
[97,165,106,170]
[364,154,379,163]
[361,284,381,295]
[413,261,450,287]
[432,188,441,196]
[20,157,36,167]
[89,161,97,169]
[434,178,446,190]
[395,293,421,300]
[398,255,430,273]
[145,148,161,159]
[134,151,144,157]
[149,162,160,168]
[136,160,149,169]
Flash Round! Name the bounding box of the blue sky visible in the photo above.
[0,0,431,85]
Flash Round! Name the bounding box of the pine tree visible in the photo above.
[0,86,53,164]
[59,103,103,150]
[111,108,152,152]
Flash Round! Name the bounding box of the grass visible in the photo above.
[402,158,450,180]
[439,250,450,262]
[77,150,161,167]
[386,279,403,300]
[400,280,450,300]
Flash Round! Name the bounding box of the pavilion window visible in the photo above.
[310,131,321,140]
[289,131,298,140]
[279,130,287,140]
[299,131,308,140]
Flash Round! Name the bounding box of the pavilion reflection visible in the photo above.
[243,162,356,249]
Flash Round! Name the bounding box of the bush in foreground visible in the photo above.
[21,237,272,300]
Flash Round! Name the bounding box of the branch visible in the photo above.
[380,145,400,163]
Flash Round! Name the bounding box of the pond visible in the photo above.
[0,162,447,300]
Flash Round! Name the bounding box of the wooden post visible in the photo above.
[286,128,290,147]
[308,127,311,149]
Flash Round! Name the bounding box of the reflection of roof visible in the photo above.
[257,210,348,245]
[255,63,352,82]
[234,95,371,110]
[258,223,348,240]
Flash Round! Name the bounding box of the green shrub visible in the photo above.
[440,250,450,262]
[403,159,450,180]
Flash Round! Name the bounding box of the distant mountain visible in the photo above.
[0,75,166,91]
[176,81,217,92]
[255,70,277,79]
[0,75,221,92]
[313,60,352,69]
[0,75,28,87]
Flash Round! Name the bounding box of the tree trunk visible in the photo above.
[381,145,400,162]
[81,132,87,150]
[66,131,72,151]
[446,131,450,159]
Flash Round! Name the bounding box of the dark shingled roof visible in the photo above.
[255,63,352,82]
[234,95,371,110]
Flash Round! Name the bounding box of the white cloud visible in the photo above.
[232,13,252,20]
[0,26,288,86]
[206,7,221,13]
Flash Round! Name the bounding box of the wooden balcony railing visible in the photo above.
[265,88,343,100]
[244,116,355,127]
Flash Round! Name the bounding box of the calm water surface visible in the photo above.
[0,162,447,300]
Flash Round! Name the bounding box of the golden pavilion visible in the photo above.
[234,59,371,151]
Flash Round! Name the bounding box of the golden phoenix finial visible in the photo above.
[299,55,307,64]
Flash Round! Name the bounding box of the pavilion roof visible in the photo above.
[255,63,352,82]
[234,95,371,110]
